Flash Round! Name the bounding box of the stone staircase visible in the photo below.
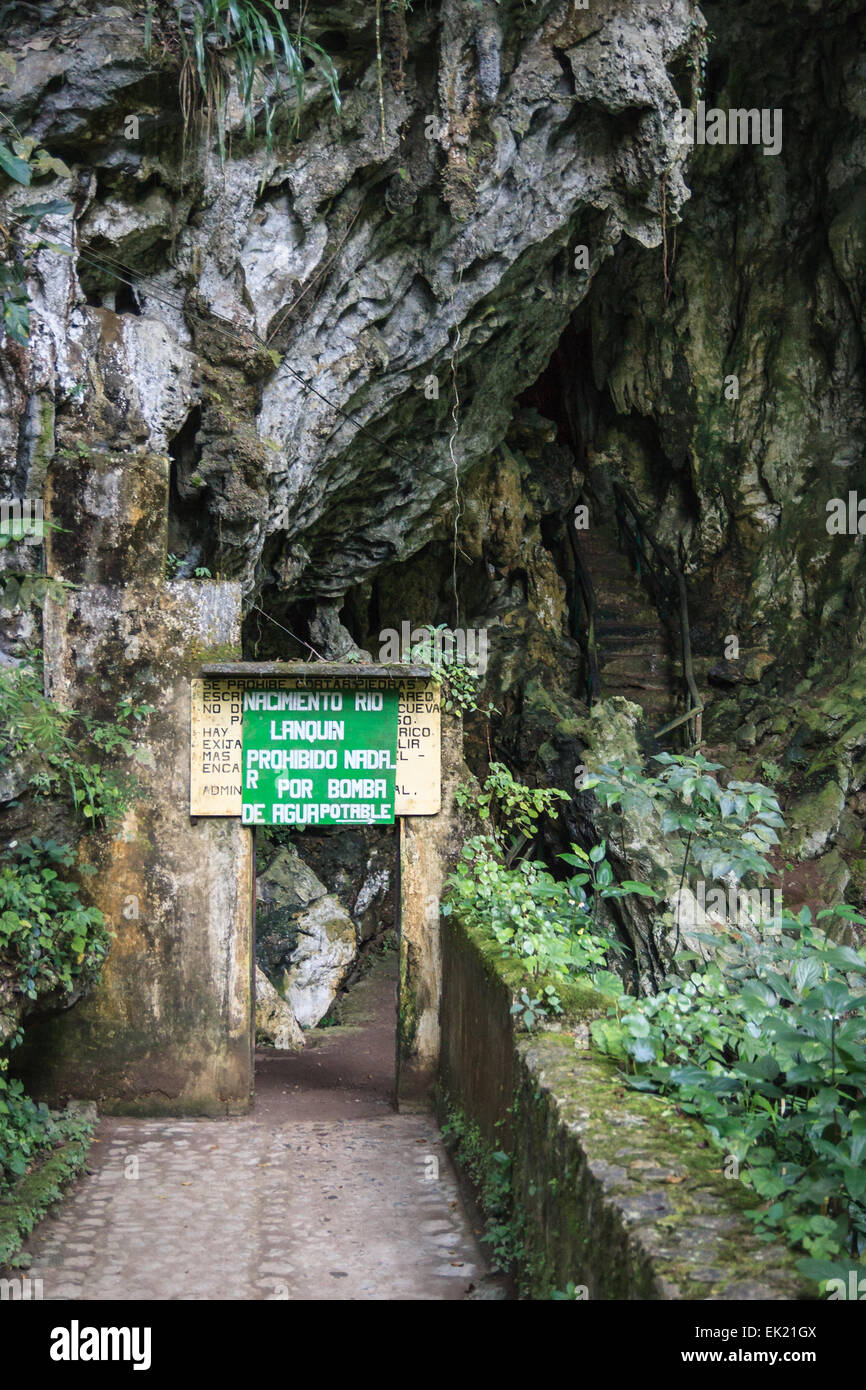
[576,520,678,730]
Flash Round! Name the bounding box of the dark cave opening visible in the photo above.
[166,407,209,577]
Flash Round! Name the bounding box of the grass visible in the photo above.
[150,0,341,160]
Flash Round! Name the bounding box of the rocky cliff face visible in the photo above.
[3,0,866,983]
[0,0,696,614]
[572,0,866,672]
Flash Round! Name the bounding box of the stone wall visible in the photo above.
[439,912,809,1299]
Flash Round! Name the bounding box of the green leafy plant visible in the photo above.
[440,1105,519,1270]
[760,758,786,784]
[0,514,66,553]
[408,624,494,717]
[585,752,785,951]
[587,752,784,886]
[0,115,72,345]
[559,840,659,932]
[455,762,568,847]
[590,903,866,1291]
[157,0,342,161]
[0,838,109,1004]
[510,984,562,1031]
[443,834,622,989]
[0,576,72,612]
[550,1281,588,1300]
[0,1067,93,1199]
[0,657,153,828]
[0,838,107,1202]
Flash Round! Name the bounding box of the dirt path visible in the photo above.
[19,950,489,1300]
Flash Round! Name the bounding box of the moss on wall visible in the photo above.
[439,911,810,1300]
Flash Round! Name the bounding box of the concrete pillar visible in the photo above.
[15,447,253,1114]
[15,583,254,1115]
[396,714,466,1110]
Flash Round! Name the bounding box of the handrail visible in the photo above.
[567,510,601,706]
[612,482,702,747]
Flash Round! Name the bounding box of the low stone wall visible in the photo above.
[438,913,809,1300]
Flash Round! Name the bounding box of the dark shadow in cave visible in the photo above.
[166,406,209,576]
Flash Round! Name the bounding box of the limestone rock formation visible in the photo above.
[256,843,360,1027]
[255,966,304,1052]
[281,893,357,1030]
[3,0,866,1001]
[0,0,695,611]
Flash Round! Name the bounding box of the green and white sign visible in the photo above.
[240,684,399,826]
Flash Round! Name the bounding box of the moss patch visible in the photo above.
[0,1138,90,1267]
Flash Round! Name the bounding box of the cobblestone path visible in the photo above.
[20,954,488,1300]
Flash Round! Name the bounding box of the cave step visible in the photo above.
[600,651,671,671]
[597,607,664,626]
[579,520,680,719]
[598,632,666,651]
[596,622,661,637]
[603,654,675,677]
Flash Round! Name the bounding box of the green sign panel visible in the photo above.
[240,685,399,826]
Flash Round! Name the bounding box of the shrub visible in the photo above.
[0,837,108,1005]
[0,1071,92,1196]
[444,835,612,989]
[0,656,152,828]
[590,903,866,1289]
[0,661,149,1201]
[455,762,568,843]
[0,114,72,346]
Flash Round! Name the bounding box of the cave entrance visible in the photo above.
[190,660,445,1113]
[253,822,401,1120]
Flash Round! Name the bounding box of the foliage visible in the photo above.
[0,114,72,346]
[155,0,341,160]
[442,827,654,1008]
[0,575,72,611]
[585,751,785,887]
[408,624,494,717]
[0,1065,93,1200]
[510,984,562,1031]
[0,656,153,828]
[559,840,659,930]
[440,1106,519,1270]
[166,553,212,579]
[447,767,658,1008]
[590,903,866,1291]
[444,835,613,988]
[455,761,568,844]
[0,838,109,1004]
[0,657,141,1205]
